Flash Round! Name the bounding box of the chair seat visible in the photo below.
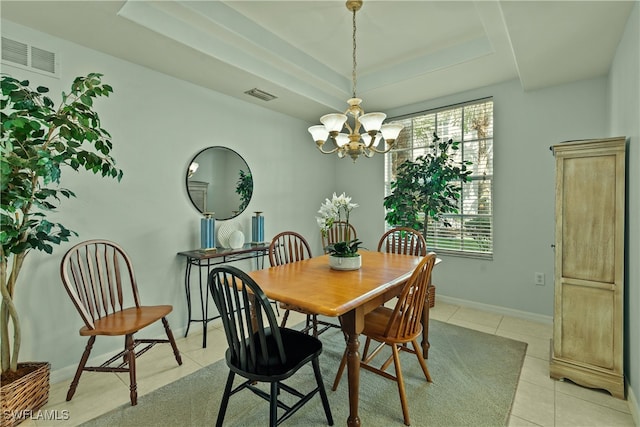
[363,306,423,344]
[227,327,322,382]
[80,305,173,336]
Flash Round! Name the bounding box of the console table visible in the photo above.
[177,243,269,347]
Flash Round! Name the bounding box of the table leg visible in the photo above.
[199,262,208,348]
[184,261,193,337]
[421,297,430,358]
[340,310,364,427]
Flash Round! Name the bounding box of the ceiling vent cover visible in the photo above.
[244,88,277,102]
[2,37,59,77]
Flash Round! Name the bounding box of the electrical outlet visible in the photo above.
[534,272,545,286]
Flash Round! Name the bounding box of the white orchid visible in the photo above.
[316,192,359,239]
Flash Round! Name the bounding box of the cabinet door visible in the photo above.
[551,137,625,398]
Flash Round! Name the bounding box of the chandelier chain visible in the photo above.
[308,0,403,162]
[352,7,357,99]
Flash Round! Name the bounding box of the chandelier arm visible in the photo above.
[344,121,355,135]
[361,148,375,158]
[364,131,377,148]
[368,144,394,154]
[316,145,341,155]
[315,136,343,154]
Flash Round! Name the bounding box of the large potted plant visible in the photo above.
[0,73,122,422]
[383,133,472,238]
[317,192,362,270]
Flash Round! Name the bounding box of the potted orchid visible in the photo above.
[317,192,362,270]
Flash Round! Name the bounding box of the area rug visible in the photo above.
[81,320,527,426]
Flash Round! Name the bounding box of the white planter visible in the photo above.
[329,254,361,271]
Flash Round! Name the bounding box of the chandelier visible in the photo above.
[308,0,403,162]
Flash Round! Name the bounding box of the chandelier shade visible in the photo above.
[358,112,386,132]
[308,0,402,162]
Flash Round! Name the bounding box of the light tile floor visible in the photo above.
[22,302,636,426]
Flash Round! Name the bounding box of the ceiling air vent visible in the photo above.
[1,37,59,77]
[244,88,277,102]
[2,37,28,66]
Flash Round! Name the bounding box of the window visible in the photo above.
[384,98,493,259]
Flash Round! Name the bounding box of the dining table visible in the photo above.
[247,249,433,427]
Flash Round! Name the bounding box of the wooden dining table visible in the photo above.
[247,250,429,427]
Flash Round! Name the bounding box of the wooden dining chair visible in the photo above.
[321,220,357,254]
[269,231,338,337]
[59,239,182,406]
[208,265,333,427]
[332,252,437,426]
[378,226,435,309]
[377,226,427,257]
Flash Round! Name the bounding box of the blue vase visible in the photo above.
[252,211,264,243]
[200,214,215,250]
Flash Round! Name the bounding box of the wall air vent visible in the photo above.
[244,88,277,102]
[2,37,59,77]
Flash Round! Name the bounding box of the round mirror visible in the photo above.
[186,147,253,220]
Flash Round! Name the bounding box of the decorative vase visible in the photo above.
[251,211,265,243]
[200,213,215,250]
[217,222,241,248]
[328,254,361,271]
[0,362,50,427]
[228,230,245,249]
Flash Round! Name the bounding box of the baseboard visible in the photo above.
[436,295,554,325]
[628,385,639,426]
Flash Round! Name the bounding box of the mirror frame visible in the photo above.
[185,146,253,220]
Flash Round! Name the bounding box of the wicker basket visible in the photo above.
[0,362,50,427]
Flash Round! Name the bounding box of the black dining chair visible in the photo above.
[208,265,334,427]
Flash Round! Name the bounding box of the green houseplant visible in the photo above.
[0,73,122,389]
[383,133,472,239]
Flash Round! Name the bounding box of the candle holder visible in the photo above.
[200,212,216,251]
[251,211,265,244]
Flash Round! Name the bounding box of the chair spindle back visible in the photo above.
[269,231,312,266]
[377,227,427,256]
[209,266,286,372]
[322,221,357,253]
[384,253,436,340]
[60,240,141,330]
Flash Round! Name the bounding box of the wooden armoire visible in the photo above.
[550,137,626,399]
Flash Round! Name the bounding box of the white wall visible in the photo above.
[340,77,609,320]
[1,20,336,378]
[608,1,640,417]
